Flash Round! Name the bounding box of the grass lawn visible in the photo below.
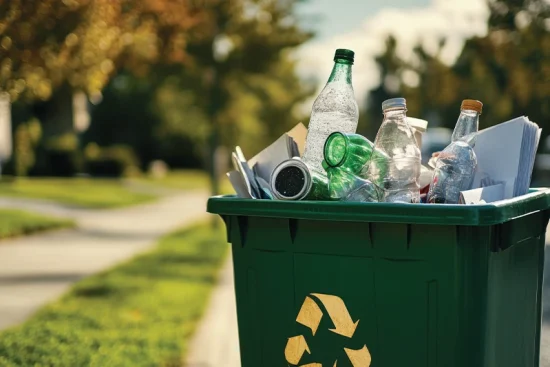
[0,209,74,239]
[0,177,157,209]
[132,169,210,191]
[0,221,227,367]
[134,169,235,195]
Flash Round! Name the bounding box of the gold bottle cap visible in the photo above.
[461,99,483,114]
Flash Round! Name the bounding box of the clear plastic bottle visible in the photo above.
[302,49,359,176]
[427,100,482,204]
[364,98,421,203]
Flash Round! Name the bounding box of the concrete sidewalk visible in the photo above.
[0,190,208,330]
[185,254,241,367]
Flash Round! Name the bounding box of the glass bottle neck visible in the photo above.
[452,109,479,142]
[327,59,353,84]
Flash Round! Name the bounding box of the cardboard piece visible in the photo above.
[247,123,307,183]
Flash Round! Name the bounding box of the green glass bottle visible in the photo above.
[324,132,374,172]
[302,49,359,176]
[322,132,381,202]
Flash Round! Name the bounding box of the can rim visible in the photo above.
[270,158,313,200]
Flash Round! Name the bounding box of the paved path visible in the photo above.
[0,190,208,330]
[185,254,241,367]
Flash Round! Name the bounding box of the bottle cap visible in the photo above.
[334,49,355,63]
[382,98,406,111]
[461,99,483,114]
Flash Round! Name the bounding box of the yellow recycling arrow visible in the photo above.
[285,335,310,365]
[297,362,337,367]
[311,293,359,338]
[296,296,324,336]
[344,345,372,367]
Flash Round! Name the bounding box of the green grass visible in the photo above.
[0,209,74,239]
[0,178,157,209]
[135,169,235,195]
[0,222,227,367]
[133,169,210,191]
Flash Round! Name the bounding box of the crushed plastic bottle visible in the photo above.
[302,49,359,177]
[364,98,421,203]
[427,100,482,204]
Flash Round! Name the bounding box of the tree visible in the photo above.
[364,0,549,136]
[82,0,313,179]
[0,0,203,102]
[452,0,550,129]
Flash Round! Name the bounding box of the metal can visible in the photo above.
[270,157,313,200]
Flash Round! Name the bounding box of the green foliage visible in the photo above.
[84,143,141,177]
[83,69,205,170]
[13,118,42,176]
[0,177,156,208]
[131,169,234,193]
[83,0,312,169]
[0,222,227,367]
[0,208,73,239]
[0,0,203,101]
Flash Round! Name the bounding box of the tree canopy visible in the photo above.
[361,0,549,139]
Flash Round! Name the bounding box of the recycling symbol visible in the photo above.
[285,293,371,367]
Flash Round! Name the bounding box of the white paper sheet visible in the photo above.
[471,116,541,199]
[459,184,505,204]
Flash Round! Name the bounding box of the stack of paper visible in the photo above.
[471,116,541,199]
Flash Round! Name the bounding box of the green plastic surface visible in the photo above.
[208,188,550,226]
[207,188,550,367]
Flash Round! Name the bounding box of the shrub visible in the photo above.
[85,143,141,177]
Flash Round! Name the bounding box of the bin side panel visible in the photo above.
[374,259,453,367]
[231,238,296,366]
[292,253,378,366]
[455,226,492,367]
[292,220,372,256]
[484,234,545,367]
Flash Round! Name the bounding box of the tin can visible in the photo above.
[270,157,313,200]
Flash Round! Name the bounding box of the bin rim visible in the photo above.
[207,188,550,226]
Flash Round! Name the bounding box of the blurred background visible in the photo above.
[0,1,549,366]
[0,0,547,190]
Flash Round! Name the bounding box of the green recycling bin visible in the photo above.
[207,188,550,367]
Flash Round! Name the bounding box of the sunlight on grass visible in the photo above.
[0,178,157,209]
[136,169,235,195]
[0,221,227,367]
[0,209,74,240]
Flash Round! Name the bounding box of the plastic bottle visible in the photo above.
[427,100,482,204]
[364,98,421,203]
[302,49,359,176]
